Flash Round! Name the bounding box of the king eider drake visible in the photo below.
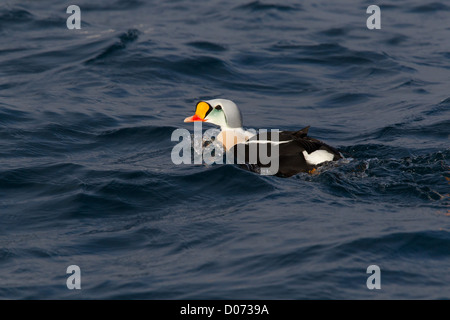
[184,99,342,177]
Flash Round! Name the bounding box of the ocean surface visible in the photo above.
[0,0,449,299]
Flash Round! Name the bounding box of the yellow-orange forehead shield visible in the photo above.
[195,101,212,119]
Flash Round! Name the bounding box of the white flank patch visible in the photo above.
[302,149,335,165]
[246,140,292,145]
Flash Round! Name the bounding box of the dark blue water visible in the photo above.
[0,0,449,299]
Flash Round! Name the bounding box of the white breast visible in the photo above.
[217,128,255,150]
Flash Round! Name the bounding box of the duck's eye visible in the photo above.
[215,105,222,110]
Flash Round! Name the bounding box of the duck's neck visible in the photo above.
[217,127,254,151]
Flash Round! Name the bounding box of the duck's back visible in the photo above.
[229,126,342,177]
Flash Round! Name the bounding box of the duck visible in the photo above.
[184,99,342,177]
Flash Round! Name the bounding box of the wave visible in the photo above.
[409,2,450,13]
[86,29,141,63]
[234,1,301,12]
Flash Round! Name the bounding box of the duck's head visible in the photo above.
[184,99,243,129]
